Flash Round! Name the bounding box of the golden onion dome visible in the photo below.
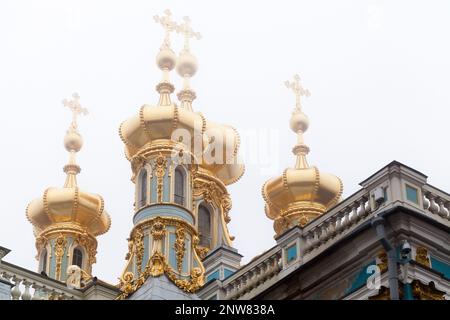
[119,16,244,186]
[26,182,111,237]
[262,75,343,237]
[27,94,111,238]
[119,104,244,185]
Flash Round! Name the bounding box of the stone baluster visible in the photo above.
[437,199,449,219]
[21,281,32,300]
[365,197,371,214]
[423,194,430,210]
[303,233,313,252]
[328,216,337,237]
[318,224,327,244]
[350,203,358,224]
[40,287,50,300]
[357,198,366,220]
[10,276,22,300]
[311,228,320,249]
[335,211,346,233]
[445,202,450,221]
[428,193,439,214]
[32,284,43,300]
[340,207,351,229]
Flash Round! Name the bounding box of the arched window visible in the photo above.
[198,205,212,248]
[41,249,47,273]
[138,169,147,207]
[72,248,83,268]
[174,167,185,206]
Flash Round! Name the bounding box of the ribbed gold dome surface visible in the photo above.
[26,185,111,236]
[119,104,244,185]
[262,75,343,237]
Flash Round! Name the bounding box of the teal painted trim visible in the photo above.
[150,176,157,203]
[430,257,450,280]
[169,233,177,270]
[134,204,194,225]
[60,237,72,282]
[403,283,414,300]
[224,268,234,279]
[49,239,56,279]
[142,235,149,271]
[182,239,190,274]
[163,171,170,202]
[207,270,220,282]
[345,260,376,295]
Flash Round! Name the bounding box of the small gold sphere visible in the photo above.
[64,131,83,152]
[290,111,309,133]
[156,48,176,71]
[176,51,198,78]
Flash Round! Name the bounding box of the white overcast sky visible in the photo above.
[1,0,450,283]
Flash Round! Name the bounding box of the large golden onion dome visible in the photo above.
[26,94,111,238]
[119,15,244,186]
[262,75,343,237]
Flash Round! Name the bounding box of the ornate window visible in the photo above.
[138,168,147,207]
[41,249,47,273]
[72,247,83,268]
[198,204,212,248]
[174,166,185,206]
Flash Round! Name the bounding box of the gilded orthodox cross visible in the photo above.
[176,16,201,52]
[62,92,88,130]
[285,74,310,111]
[154,9,177,50]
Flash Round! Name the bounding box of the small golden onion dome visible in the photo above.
[26,184,111,236]
[27,94,111,238]
[262,75,343,236]
[262,166,343,234]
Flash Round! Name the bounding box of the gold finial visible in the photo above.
[285,75,311,169]
[62,92,88,131]
[153,9,177,50]
[62,93,87,187]
[154,10,177,105]
[176,16,201,52]
[175,16,200,110]
[285,74,310,111]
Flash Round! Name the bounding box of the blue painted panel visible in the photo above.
[150,176,157,203]
[182,239,190,274]
[207,270,220,282]
[224,268,234,279]
[163,170,170,202]
[286,244,297,263]
[134,204,194,225]
[169,233,177,270]
[142,234,149,271]
[345,260,376,295]
[430,257,450,280]
[406,185,418,204]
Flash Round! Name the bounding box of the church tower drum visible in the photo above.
[117,10,244,299]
